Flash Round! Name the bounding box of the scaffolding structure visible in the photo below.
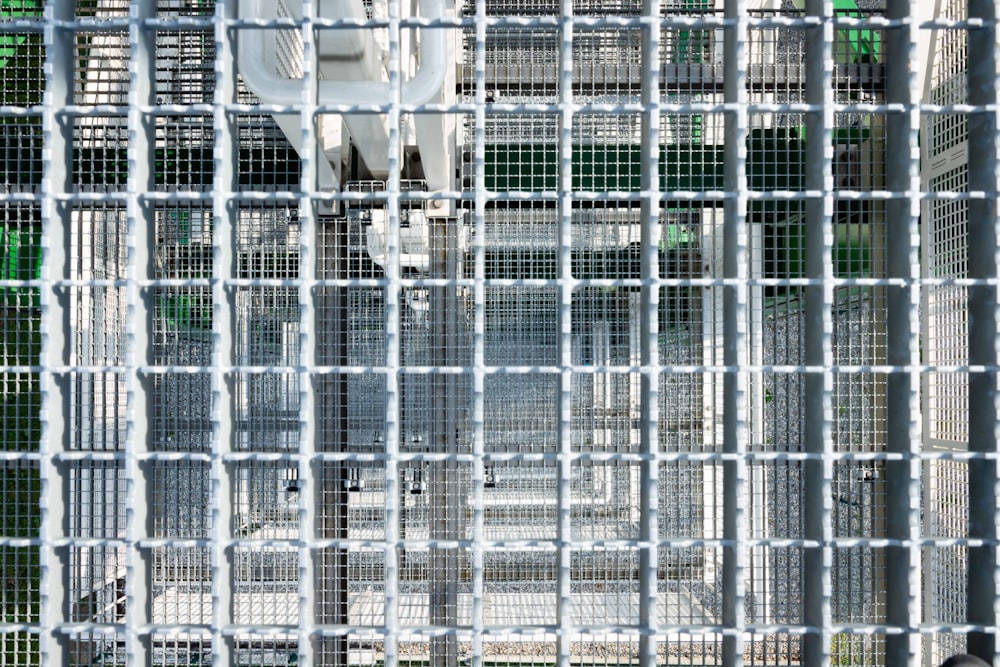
[0,0,996,666]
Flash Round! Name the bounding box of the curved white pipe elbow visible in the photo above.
[237,0,448,109]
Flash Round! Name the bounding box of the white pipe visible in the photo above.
[237,0,449,181]
[237,0,447,109]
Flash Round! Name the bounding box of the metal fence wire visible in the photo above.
[0,0,997,665]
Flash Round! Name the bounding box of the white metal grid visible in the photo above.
[0,0,996,665]
[920,1,985,665]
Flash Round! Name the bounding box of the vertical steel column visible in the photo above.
[126,1,158,664]
[315,220,350,667]
[383,1,405,664]
[722,0,748,664]
[918,7,937,661]
[966,0,1000,662]
[802,0,834,664]
[469,2,489,663]
[556,1,575,665]
[298,0,322,664]
[424,28,465,652]
[39,2,74,665]
[211,1,239,664]
[315,220,350,665]
[746,222,767,625]
[638,1,661,665]
[867,19,890,655]
[429,212,462,666]
[882,0,922,663]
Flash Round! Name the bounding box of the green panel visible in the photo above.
[158,292,213,333]
[483,129,805,201]
[0,34,25,70]
[789,0,880,64]
[0,1,42,75]
[2,144,303,189]
[770,220,871,283]
[0,226,40,311]
[834,127,870,144]
[0,33,43,107]
[0,75,42,639]
[10,132,806,195]
[0,124,41,185]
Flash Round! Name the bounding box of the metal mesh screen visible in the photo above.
[4,0,1000,665]
[921,1,977,664]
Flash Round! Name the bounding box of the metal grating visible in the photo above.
[0,0,997,666]
[920,0,980,665]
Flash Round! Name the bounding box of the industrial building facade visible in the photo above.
[0,0,996,665]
